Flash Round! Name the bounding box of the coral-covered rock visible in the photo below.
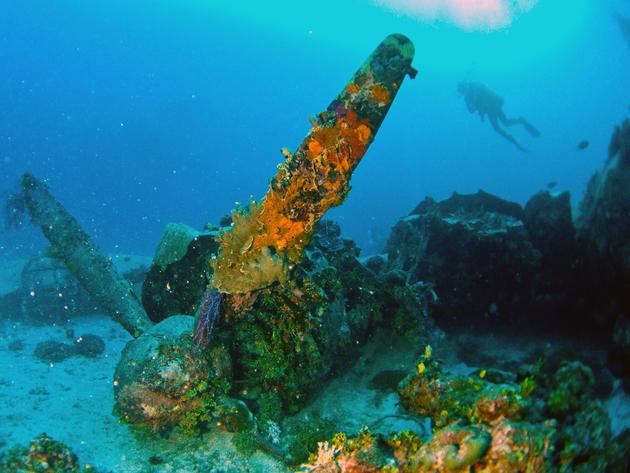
[0,433,98,472]
[113,315,231,432]
[475,421,552,473]
[136,218,429,428]
[300,431,388,473]
[407,425,492,472]
[546,361,595,418]
[301,421,552,473]
[385,190,542,330]
[554,400,612,472]
[398,355,526,428]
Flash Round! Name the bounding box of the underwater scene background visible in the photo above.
[2,0,630,256]
[2,0,630,472]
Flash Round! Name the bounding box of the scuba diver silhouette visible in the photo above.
[458,81,540,152]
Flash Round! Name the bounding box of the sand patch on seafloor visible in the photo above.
[0,313,289,473]
[300,331,431,439]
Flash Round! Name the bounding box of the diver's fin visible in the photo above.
[520,118,540,137]
[510,134,528,152]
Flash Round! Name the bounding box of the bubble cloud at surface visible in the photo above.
[373,0,538,30]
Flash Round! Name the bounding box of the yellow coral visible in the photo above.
[211,202,290,294]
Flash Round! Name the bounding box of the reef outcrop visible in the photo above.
[576,118,630,390]
[384,186,606,335]
[299,346,630,473]
[385,190,542,330]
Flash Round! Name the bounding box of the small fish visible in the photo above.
[546,181,557,189]
[577,140,589,150]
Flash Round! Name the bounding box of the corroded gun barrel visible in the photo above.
[22,173,153,337]
[212,34,416,294]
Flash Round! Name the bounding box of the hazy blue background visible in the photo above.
[2,0,630,258]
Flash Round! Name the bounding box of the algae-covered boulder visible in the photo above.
[0,433,98,473]
[141,224,219,323]
[113,315,232,433]
[385,190,541,329]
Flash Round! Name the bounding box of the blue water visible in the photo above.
[2,0,630,257]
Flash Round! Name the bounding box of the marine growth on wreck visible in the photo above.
[4,5,630,472]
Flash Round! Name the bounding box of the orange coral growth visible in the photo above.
[211,202,290,294]
[346,82,360,95]
[210,34,416,295]
[356,124,372,143]
[308,139,324,155]
[371,83,391,105]
[212,109,373,294]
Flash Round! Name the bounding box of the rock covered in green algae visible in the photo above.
[34,340,76,363]
[521,358,627,472]
[142,224,219,323]
[546,361,595,418]
[0,433,100,472]
[113,315,233,433]
[223,219,429,425]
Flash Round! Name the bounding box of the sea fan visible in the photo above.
[192,289,223,352]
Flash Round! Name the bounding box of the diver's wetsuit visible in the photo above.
[458,81,539,152]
